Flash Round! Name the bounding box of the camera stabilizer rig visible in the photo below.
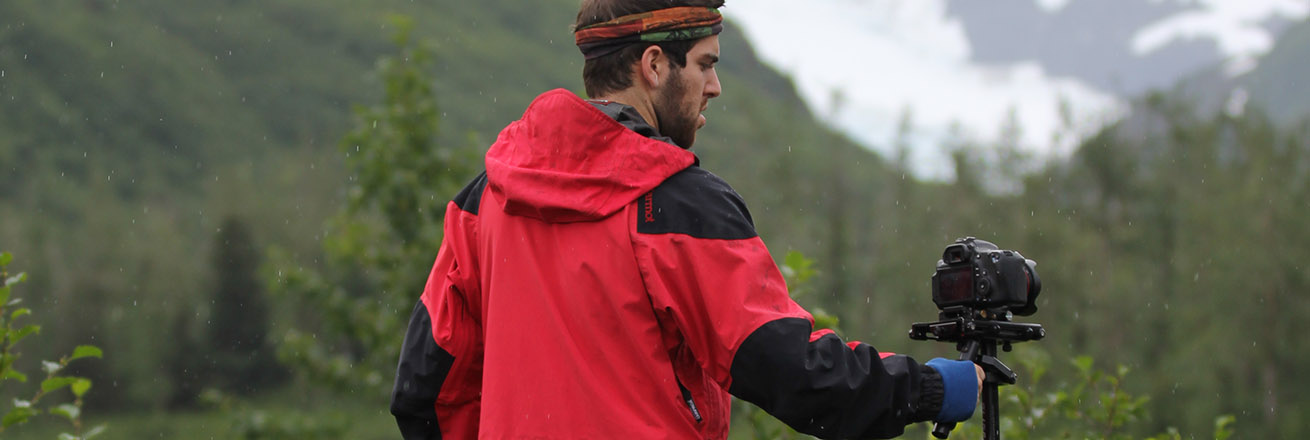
[908,237,1046,440]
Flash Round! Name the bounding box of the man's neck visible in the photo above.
[593,89,658,129]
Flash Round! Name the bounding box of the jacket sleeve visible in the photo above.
[631,168,951,439]
[391,193,485,439]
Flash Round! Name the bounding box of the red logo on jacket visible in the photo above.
[643,193,655,223]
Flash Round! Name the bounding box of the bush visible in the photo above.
[0,252,105,439]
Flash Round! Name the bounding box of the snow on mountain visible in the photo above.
[724,0,1308,179]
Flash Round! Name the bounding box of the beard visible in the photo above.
[653,69,701,148]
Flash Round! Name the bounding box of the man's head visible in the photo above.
[574,0,725,148]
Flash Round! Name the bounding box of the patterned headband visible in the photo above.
[574,7,723,60]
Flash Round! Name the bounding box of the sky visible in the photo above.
[724,0,1310,179]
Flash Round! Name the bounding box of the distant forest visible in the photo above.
[1,1,1308,438]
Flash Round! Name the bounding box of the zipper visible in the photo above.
[675,376,703,423]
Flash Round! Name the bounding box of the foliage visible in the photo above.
[738,252,1240,440]
[731,251,832,440]
[779,251,839,332]
[163,216,282,409]
[199,389,348,440]
[0,252,105,439]
[264,16,478,405]
[2,0,1310,438]
[945,351,1238,440]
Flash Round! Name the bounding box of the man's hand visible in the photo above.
[974,363,985,399]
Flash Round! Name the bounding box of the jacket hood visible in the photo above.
[485,89,696,222]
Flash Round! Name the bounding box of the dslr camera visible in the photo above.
[930,237,1041,316]
[914,237,1046,439]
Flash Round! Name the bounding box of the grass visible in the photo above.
[4,385,396,440]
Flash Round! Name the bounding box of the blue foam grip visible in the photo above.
[925,358,979,423]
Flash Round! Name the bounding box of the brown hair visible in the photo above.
[574,0,726,98]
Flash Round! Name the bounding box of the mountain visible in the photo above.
[944,0,1310,125]
[0,0,896,409]
[946,0,1204,95]
[1244,16,1310,126]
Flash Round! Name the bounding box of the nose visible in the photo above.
[705,69,722,99]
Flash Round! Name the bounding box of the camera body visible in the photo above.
[931,237,1041,316]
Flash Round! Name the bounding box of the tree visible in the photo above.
[266,16,478,399]
[207,216,283,396]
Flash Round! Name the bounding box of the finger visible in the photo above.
[975,364,985,398]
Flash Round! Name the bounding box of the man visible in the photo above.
[391,1,982,438]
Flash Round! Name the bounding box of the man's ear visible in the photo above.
[638,44,666,89]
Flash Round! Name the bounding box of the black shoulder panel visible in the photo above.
[637,167,757,240]
[451,171,489,215]
[391,301,453,439]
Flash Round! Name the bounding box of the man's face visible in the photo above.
[653,36,721,148]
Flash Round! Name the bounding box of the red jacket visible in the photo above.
[391,89,949,439]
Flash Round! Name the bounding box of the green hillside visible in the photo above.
[0,0,892,411]
[3,1,1309,439]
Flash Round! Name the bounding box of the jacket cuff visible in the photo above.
[924,358,979,423]
[911,365,944,422]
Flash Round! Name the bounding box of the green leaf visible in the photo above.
[812,312,840,331]
[10,308,30,320]
[42,376,79,393]
[13,324,40,343]
[12,398,31,408]
[1214,414,1236,440]
[0,252,11,267]
[49,403,79,422]
[2,369,27,383]
[2,405,36,428]
[84,424,107,439]
[1072,355,1094,377]
[782,251,817,284]
[0,286,8,305]
[58,433,77,440]
[42,360,62,375]
[71,378,92,398]
[70,345,103,361]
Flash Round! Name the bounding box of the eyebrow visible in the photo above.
[701,54,719,64]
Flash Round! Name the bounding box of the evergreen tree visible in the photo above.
[206,216,283,396]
